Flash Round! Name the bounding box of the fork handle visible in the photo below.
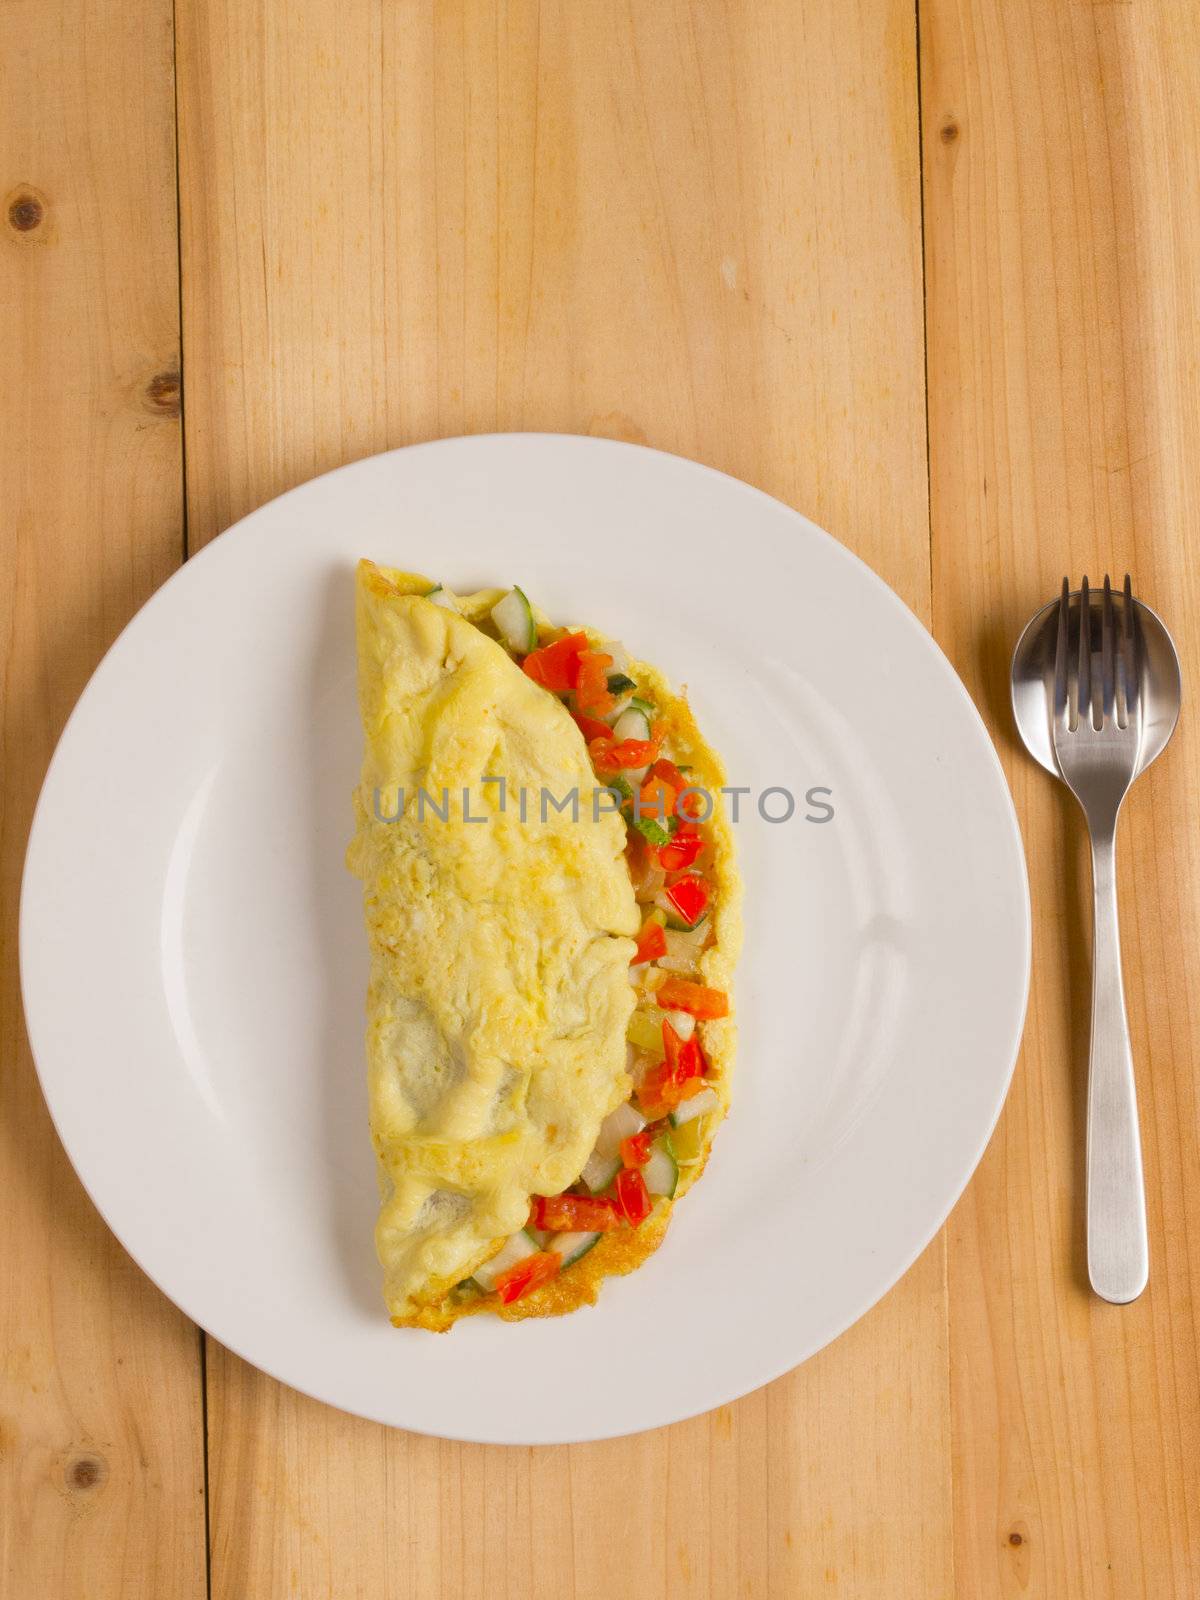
[1086,823,1149,1303]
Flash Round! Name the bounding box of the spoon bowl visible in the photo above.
[1012,589,1182,779]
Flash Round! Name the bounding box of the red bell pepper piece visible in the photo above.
[588,737,660,775]
[637,1064,707,1117]
[657,824,704,872]
[522,632,587,693]
[662,1018,706,1083]
[663,875,709,928]
[631,920,668,965]
[637,1021,708,1115]
[649,758,687,790]
[649,760,705,820]
[494,1250,561,1304]
[572,710,613,744]
[638,774,677,821]
[620,1129,652,1168]
[614,1167,653,1225]
[654,978,729,1019]
[530,1193,621,1233]
[575,650,615,718]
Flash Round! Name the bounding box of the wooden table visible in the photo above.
[5,2,1199,1594]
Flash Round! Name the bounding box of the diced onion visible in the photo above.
[594,1102,646,1159]
[664,1009,695,1040]
[671,1086,720,1125]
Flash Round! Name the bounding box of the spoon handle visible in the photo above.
[1086,822,1149,1303]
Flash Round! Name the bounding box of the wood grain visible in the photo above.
[0,1,207,1596]
[923,0,1200,1593]
[9,0,1200,1592]
[176,2,943,1596]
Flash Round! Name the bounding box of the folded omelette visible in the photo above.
[348,561,741,1329]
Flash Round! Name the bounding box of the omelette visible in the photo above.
[347,561,742,1329]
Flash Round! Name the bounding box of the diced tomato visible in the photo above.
[631,920,668,965]
[654,978,730,1019]
[573,710,613,744]
[663,875,710,928]
[662,1018,706,1083]
[649,760,704,820]
[650,718,669,744]
[635,1061,680,1117]
[589,737,660,775]
[638,774,677,821]
[620,1130,652,1168]
[662,1016,685,1074]
[494,1251,561,1305]
[522,631,587,693]
[652,1072,706,1114]
[657,824,704,872]
[650,758,687,790]
[637,1028,708,1115]
[614,1167,653,1225]
[530,1194,621,1233]
[575,650,615,718]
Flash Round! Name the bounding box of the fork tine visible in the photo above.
[1078,575,1092,728]
[1101,575,1116,724]
[1122,573,1141,723]
[1054,576,1070,730]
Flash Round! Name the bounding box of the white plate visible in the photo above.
[21,435,1029,1444]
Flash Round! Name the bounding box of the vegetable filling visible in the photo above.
[459,588,731,1305]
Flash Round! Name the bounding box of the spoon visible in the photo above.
[1011,577,1182,1303]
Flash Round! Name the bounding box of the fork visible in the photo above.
[1052,575,1148,1303]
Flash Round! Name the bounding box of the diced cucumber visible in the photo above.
[606,693,635,726]
[626,1008,667,1057]
[630,696,656,716]
[471,1228,540,1291]
[632,813,670,848]
[491,586,537,653]
[581,1150,620,1193]
[549,1230,602,1267]
[663,1009,696,1041]
[643,1138,678,1198]
[607,672,637,695]
[613,707,651,744]
[425,584,461,610]
[670,1086,720,1126]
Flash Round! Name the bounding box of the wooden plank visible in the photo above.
[0,1,208,1597]
[923,0,1200,1593]
[177,0,944,1594]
